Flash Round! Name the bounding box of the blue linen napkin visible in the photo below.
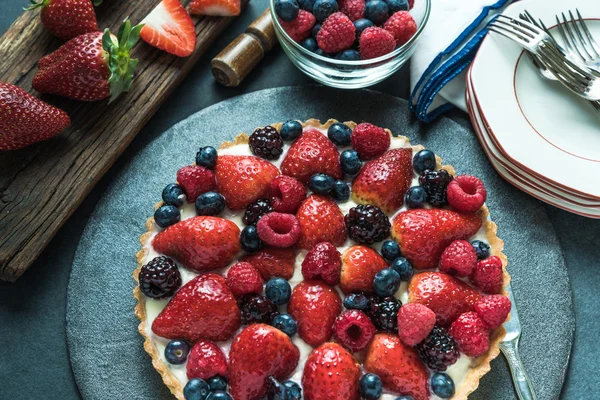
[409,0,514,123]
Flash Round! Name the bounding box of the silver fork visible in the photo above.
[499,282,537,400]
[489,15,600,101]
[556,9,600,74]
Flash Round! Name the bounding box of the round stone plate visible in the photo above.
[67,86,573,400]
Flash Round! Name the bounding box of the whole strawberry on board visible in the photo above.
[25,0,101,41]
[0,82,70,151]
[32,19,143,102]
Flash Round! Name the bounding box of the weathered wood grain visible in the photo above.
[0,1,245,281]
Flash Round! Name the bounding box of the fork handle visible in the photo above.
[500,340,537,400]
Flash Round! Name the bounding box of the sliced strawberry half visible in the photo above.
[141,0,197,57]
[189,0,241,16]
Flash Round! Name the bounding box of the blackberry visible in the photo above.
[249,126,284,160]
[418,169,454,207]
[139,256,181,299]
[365,295,401,332]
[240,294,279,325]
[243,198,274,225]
[416,326,460,371]
[345,204,391,245]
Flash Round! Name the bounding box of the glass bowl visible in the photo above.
[269,0,431,89]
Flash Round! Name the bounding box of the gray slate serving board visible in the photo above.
[66,86,574,400]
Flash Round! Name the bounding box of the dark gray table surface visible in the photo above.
[0,1,597,399]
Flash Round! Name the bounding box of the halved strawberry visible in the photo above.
[364,333,430,400]
[288,280,342,347]
[151,274,241,342]
[241,247,296,280]
[141,0,197,57]
[391,208,483,270]
[189,0,241,16]
[296,194,347,250]
[186,340,228,380]
[215,155,280,210]
[152,216,240,273]
[351,148,413,214]
[302,342,361,400]
[408,271,482,327]
[229,324,299,400]
[339,245,387,294]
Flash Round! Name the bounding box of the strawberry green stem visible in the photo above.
[24,0,50,11]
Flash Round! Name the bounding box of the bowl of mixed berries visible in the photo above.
[270,0,430,87]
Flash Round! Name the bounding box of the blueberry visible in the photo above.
[364,0,389,25]
[183,378,210,400]
[265,277,292,305]
[301,37,318,51]
[208,376,228,391]
[390,257,414,281]
[309,173,335,194]
[241,225,263,252]
[359,373,382,400]
[344,293,369,310]
[336,49,360,60]
[299,0,316,11]
[385,0,409,13]
[196,146,218,169]
[162,183,186,207]
[340,149,362,175]
[266,376,287,399]
[282,380,302,400]
[315,48,333,57]
[381,240,401,262]
[430,373,455,399]
[471,240,491,259]
[195,191,226,216]
[206,391,232,400]
[273,313,298,337]
[275,0,300,21]
[313,0,338,22]
[373,268,401,297]
[327,122,352,145]
[404,186,427,208]
[312,23,322,38]
[280,120,303,141]
[394,397,415,400]
[332,180,350,202]
[164,340,190,365]
[413,149,436,174]
[154,204,180,228]
[354,18,374,38]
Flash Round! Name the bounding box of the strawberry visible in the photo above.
[229,324,300,400]
[189,0,241,16]
[186,340,228,380]
[226,262,263,297]
[302,343,361,400]
[351,123,390,160]
[364,333,430,400]
[140,0,197,57]
[152,216,241,273]
[0,82,70,151]
[279,9,316,42]
[26,0,99,41]
[316,12,356,53]
[241,247,296,280]
[351,148,412,213]
[281,128,342,184]
[32,20,142,102]
[215,155,280,210]
[391,208,483,270]
[359,27,395,60]
[288,280,342,346]
[448,312,490,357]
[383,11,417,46]
[296,195,347,249]
[151,274,241,342]
[339,245,387,294]
[176,165,216,203]
[408,272,482,327]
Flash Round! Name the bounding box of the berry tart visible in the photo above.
[135,119,511,400]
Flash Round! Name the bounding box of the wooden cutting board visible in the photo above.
[0,0,247,281]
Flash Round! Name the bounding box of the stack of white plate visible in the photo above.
[466,0,600,218]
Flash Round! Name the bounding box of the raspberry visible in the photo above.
[243,198,274,226]
[302,242,342,285]
[268,175,306,213]
[176,165,217,203]
[280,10,316,42]
[139,256,182,299]
[239,294,279,325]
[333,310,376,352]
[226,262,263,297]
[448,312,490,357]
[471,256,503,294]
[249,126,284,160]
[256,212,301,248]
[383,11,417,46]
[186,340,228,380]
[474,295,511,329]
[366,295,401,332]
[416,325,460,371]
[351,122,390,160]
[316,12,356,53]
[344,204,391,245]
[339,0,365,21]
[359,27,395,60]
[447,175,487,214]
[419,169,454,207]
[397,303,436,346]
[439,240,478,277]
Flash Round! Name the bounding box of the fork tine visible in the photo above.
[488,24,530,47]
[495,18,537,40]
[556,14,581,59]
[498,14,543,35]
[576,9,600,57]
[521,10,540,28]
[568,10,594,59]
[561,12,588,60]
